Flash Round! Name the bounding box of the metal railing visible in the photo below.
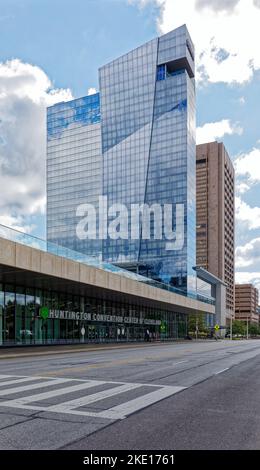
[0,223,215,306]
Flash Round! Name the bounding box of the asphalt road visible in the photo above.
[0,339,259,450]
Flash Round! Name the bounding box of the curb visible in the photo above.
[0,340,193,360]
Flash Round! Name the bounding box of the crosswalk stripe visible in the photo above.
[6,380,106,405]
[0,374,186,421]
[48,383,143,413]
[0,375,18,379]
[0,402,108,417]
[99,385,186,419]
[0,377,43,387]
[0,378,71,396]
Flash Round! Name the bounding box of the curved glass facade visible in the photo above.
[0,283,188,346]
[0,224,214,347]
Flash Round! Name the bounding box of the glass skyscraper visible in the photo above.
[47,94,102,256]
[100,25,196,292]
[47,24,196,293]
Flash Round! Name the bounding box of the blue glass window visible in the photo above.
[169,69,185,77]
[157,64,166,81]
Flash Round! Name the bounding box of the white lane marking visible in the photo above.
[0,374,162,386]
[0,377,43,387]
[0,374,186,421]
[0,375,19,379]
[100,385,186,420]
[48,383,143,413]
[0,402,109,418]
[173,360,188,366]
[215,368,229,375]
[0,378,71,396]
[0,385,184,420]
[6,380,106,405]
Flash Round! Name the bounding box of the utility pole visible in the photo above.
[247,317,249,340]
[195,315,198,341]
[230,313,233,341]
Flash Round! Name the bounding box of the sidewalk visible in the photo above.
[0,340,194,360]
[0,340,178,360]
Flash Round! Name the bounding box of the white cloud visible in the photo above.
[0,215,34,234]
[235,271,260,292]
[196,119,243,145]
[0,59,73,232]
[87,87,97,96]
[128,0,153,6]
[238,97,246,105]
[236,237,260,268]
[195,0,240,12]
[236,182,250,195]
[235,196,260,230]
[235,148,260,183]
[133,0,260,84]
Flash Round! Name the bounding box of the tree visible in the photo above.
[188,313,207,333]
[249,324,259,336]
[232,320,246,336]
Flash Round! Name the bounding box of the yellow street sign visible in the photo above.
[214,324,220,331]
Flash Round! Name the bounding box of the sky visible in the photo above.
[0,0,260,290]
